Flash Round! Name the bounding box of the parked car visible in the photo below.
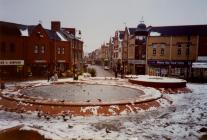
[104,66,110,70]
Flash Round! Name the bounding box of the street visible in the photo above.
[88,64,114,77]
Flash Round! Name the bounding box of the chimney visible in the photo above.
[51,21,61,31]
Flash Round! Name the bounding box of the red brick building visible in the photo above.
[0,21,83,79]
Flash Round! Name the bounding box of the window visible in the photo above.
[10,43,15,53]
[41,45,45,54]
[1,42,6,53]
[152,44,157,55]
[34,45,38,53]
[57,47,61,54]
[61,47,65,54]
[177,44,181,55]
[160,44,165,55]
[161,48,164,55]
[153,49,156,55]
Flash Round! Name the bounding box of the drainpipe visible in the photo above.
[169,36,173,77]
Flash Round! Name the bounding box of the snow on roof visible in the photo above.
[20,28,29,36]
[192,62,207,68]
[56,31,67,41]
[150,31,161,36]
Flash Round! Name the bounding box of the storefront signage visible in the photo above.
[0,60,24,65]
[57,60,66,63]
[148,60,191,65]
[128,60,145,64]
[35,60,47,63]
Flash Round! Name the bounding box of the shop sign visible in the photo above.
[57,60,66,63]
[35,60,47,63]
[128,60,145,64]
[0,60,24,65]
[148,60,191,65]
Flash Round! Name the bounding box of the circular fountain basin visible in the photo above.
[0,80,162,116]
[22,83,144,104]
[129,75,187,88]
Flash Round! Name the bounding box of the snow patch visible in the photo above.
[80,106,100,115]
[20,28,28,36]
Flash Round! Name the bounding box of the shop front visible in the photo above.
[147,60,169,76]
[147,60,191,78]
[30,60,48,77]
[128,60,146,75]
[0,60,24,80]
[192,62,207,82]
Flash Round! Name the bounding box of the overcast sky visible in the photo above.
[1,0,207,53]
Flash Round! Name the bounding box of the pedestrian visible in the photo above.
[114,67,117,78]
[47,70,50,82]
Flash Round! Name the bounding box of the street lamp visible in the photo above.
[73,29,81,80]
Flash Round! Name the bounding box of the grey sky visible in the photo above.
[1,0,207,53]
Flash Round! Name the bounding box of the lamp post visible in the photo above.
[73,29,81,80]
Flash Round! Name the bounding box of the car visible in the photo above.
[104,66,110,70]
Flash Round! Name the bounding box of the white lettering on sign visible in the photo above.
[0,60,24,65]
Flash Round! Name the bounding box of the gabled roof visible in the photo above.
[128,28,136,35]
[0,21,21,36]
[0,21,80,42]
[150,25,207,36]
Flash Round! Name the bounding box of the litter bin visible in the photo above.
[0,80,5,90]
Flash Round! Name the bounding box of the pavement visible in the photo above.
[87,64,114,77]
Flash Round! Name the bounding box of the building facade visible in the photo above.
[0,21,83,80]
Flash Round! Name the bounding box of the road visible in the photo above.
[88,65,114,77]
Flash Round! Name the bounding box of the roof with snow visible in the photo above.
[0,21,81,42]
[149,25,207,36]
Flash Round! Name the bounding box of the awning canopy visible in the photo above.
[192,62,207,69]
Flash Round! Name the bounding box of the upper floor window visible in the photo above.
[34,45,38,54]
[160,44,165,55]
[41,45,45,54]
[186,48,190,56]
[161,48,164,55]
[177,44,182,55]
[61,47,65,54]
[57,47,61,54]
[152,44,157,55]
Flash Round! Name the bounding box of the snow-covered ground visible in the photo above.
[0,82,207,140]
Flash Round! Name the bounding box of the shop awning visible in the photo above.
[192,62,207,69]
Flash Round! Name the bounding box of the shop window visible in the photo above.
[1,42,6,53]
[10,43,15,53]
[61,47,65,54]
[41,45,45,54]
[34,45,38,54]
[57,47,61,54]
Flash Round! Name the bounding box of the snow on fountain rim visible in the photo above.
[0,78,162,106]
[130,75,186,83]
